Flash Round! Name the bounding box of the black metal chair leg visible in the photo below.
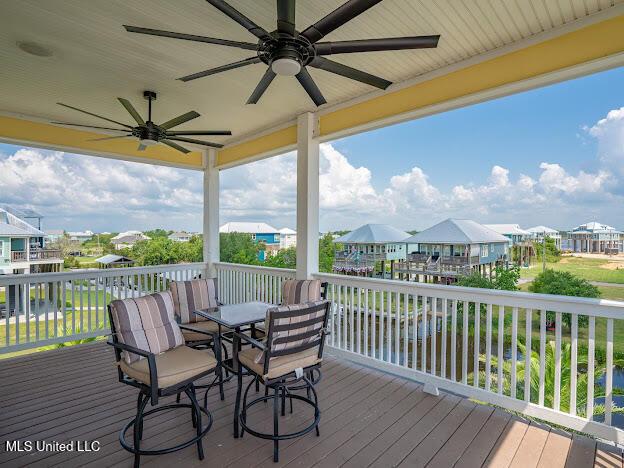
[136,392,146,440]
[240,378,256,438]
[234,366,243,438]
[176,392,181,403]
[133,392,149,468]
[281,385,286,417]
[186,385,205,460]
[305,376,321,437]
[273,385,280,462]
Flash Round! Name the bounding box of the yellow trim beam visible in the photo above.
[0,116,203,168]
[217,14,624,167]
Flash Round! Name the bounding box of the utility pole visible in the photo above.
[542,230,546,272]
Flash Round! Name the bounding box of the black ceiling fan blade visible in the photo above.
[124,25,258,51]
[277,0,296,35]
[167,136,224,148]
[301,0,383,43]
[159,111,201,130]
[57,103,133,129]
[295,67,327,106]
[247,68,276,104]
[117,98,145,126]
[178,56,262,82]
[315,35,440,55]
[87,135,132,142]
[309,56,391,89]
[50,122,132,133]
[206,0,271,40]
[162,139,191,154]
[166,130,232,136]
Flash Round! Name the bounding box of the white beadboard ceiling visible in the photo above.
[0,0,621,145]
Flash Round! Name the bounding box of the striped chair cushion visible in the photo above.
[170,278,218,324]
[255,300,328,365]
[281,280,322,305]
[110,291,185,365]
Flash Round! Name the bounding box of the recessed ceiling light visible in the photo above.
[17,41,53,57]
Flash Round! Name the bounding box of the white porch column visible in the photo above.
[203,148,220,278]
[296,112,320,279]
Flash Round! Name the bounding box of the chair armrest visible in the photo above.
[107,339,159,403]
[233,331,266,350]
[178,323,216,338]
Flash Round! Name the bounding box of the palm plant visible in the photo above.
[482,340,624,418]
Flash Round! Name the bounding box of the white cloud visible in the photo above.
[2,106,624,233]
[587,106,624,182]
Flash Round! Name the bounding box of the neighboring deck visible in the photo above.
[0,342,621,468]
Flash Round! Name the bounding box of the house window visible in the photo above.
[481,244,489,257]
[251,234,256,240]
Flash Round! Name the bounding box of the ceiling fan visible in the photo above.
[124,0,440,106]
[52,91,232,154]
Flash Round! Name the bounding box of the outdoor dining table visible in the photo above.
[194,301,272,438]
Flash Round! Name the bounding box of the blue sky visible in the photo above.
[331,66,624,193]
[1,66,623,233]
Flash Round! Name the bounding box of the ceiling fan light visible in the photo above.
[139,138,159,146]
[271,58,301,76]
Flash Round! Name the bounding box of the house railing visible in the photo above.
[10,251,27,262]
[0,262,206,353]
[30,249,63,260]
[214,262,295,305]
[2,261,624,444]
[312,271,624,444]
[212,263,624,443]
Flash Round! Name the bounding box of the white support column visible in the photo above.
[203,148,220,278]
[296,112,320,279]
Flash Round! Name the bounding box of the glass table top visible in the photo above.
[194,301,272,328]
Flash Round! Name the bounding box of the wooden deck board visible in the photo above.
[0,342,609,468]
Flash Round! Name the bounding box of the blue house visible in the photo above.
[397,219,509,283]
[219,222,281,261]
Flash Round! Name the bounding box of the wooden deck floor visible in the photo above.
[0,342,622,468]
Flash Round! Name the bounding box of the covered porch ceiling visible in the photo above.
[0,0,623,170]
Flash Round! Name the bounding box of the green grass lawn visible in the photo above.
[520,256,624,284]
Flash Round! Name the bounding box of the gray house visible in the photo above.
[397,218,509,283]
[333,224,411,278]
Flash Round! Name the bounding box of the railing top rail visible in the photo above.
[312,271,624,318]
[0,262,207,285]
[214,262,296,276]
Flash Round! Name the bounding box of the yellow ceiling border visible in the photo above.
[217,14,624,168]
[0,115,203,169]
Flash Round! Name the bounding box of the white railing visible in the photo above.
[214,262,295,305]
[312,272,624,444]
[0,262,206,353]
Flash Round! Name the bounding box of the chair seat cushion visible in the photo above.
[238,346,321,380]
[181,320,223,342]
[119,346,217,388]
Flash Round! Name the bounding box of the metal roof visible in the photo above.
[220,222,278,234]
[404,219,509,245]
[333,224,410,244]
[484,224,530,236]
[572,221,621,233]
[527,225,560,234]
[279,228,296,235]
[95,254,134,264]
[0,208,46,237]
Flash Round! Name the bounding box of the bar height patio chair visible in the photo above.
[170,277,229,400]
[234,300,331,462]
[107,291,217,468]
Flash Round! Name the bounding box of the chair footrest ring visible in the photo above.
[120,403,212,456]
[240,393,320,441]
